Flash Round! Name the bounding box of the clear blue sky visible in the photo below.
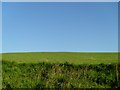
[2,2,118,52]
[0,2,2,53]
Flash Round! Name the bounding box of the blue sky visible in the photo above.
[2,2,118,52]
[2,0,120,2]
[0,2,2,53]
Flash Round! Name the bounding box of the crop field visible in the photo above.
[1,52,120,88]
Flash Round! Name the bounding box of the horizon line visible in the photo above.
[1,51,119,53]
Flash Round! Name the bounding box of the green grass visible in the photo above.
[1,52,119,88]
[2,61,120,88]
[2,52,118,64]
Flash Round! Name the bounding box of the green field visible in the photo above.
[2,52,118,64]
[1,52,120,88]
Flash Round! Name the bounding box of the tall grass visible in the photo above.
[2,61,120,88]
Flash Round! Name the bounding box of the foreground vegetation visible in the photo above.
[2,52,119,88]
[2,61,120,88]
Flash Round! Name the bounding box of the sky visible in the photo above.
[2,0,120,2]
[2,2,118,52]
[0,2,2,53]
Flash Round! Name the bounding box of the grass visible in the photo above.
[2,61,120,88]
[2,52,118,64]
[1,52,120,88]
